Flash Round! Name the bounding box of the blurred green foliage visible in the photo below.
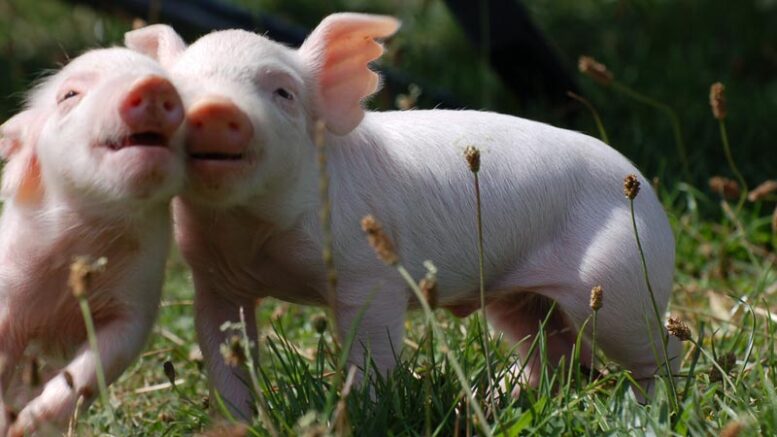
[0,0,129,115]
[228,0,777,185]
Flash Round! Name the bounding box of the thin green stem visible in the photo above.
[473,172,496,416]
[688,338,736,391]
[590,311,597,382]
[629,199,679,411]
[567,91,610,145]
[239,307,278,437]
[76,297,110,410]
[720,200,761,271]
[681,323,704,403]
[424,364,432,437]
[66,392,85,437]
[718,120,747,213]
[315,120,349,418]
[612,81,690,181]
[315,120,338,310]
[396,265,493,437]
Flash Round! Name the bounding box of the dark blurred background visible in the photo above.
[1,0,775,186]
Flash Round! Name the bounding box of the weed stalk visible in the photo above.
[69,257,111,415]
[710,82,747,212]
[611,82,689,181]
[464,146,497,416]
[76,298,110,409]
[624,176,679,411]
[579,56,689,180]
[589,286,603,381]
[314,119,338,312]
[397,265,493,436]
[315,118,352,418]
[567,91,610,145]
[238,307,278,437]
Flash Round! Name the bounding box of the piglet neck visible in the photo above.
[248,155,319,230]
[173,196,277,263]
[48,187,172,223]
[3,190,170,256]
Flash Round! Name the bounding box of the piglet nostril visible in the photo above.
[186,97,253,158]
[120,75,184,135]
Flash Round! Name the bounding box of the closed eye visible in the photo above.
[58,90,80,103]
[274,88,293,101]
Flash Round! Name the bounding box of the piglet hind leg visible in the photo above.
[505,205,680,403]
[8,315,152,436]
[572,206,680,403]
[487,208,678,401]
[487,293,593,398]
[194,285,258,422]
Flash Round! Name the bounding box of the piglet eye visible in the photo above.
[274,88,293,101]
[59,90,80,103]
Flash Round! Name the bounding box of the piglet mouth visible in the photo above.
[105,131,169,150]
[188,151,245,161]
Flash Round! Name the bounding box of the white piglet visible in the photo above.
[126,14,680,419]
[0,49,184,435]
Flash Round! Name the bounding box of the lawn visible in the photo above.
[1,0,776,435]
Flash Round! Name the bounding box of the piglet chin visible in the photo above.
[184,154,255,201]
[188,156,252,179]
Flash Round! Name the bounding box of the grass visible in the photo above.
[1,0,776,435]
[71,182,774,436]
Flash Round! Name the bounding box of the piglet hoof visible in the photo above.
[0,405,16,436]
[495,363,535,400]
[8,407,62,437]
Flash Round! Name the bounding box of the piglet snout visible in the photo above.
[186,98,253,160]
[119,75,183,140]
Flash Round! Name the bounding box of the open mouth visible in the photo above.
[188,152,244,161]
[106,131,169,150]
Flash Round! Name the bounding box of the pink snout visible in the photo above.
[186,98,253,160]
[119,75,184,139]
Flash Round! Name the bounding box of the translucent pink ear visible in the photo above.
[299,13,400,135]
[125,24,187,68]
[0,111,43,204]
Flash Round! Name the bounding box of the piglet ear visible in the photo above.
[0,111,43,205]
[125,24,187,68]
[299,13,400,135]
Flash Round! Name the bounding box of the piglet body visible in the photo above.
[0,48,184,435]
[127,15,680,419]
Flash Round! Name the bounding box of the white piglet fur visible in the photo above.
[0,48,184,435]
[126,13,680,419]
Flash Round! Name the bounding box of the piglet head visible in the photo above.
[126,14,399,208]
[0,48,185,210]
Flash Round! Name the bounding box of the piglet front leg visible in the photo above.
[7,313,153,436]
[195,283,258,422]
[0,319,24,404]
[1,307,26,436]
[335,278,409,384]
